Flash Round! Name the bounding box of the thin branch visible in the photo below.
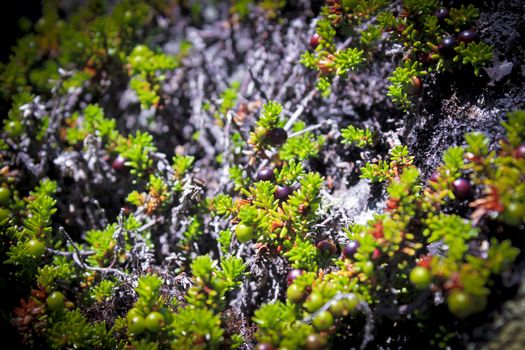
[59,227,128,279]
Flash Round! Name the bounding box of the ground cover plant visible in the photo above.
[1,0,525,349]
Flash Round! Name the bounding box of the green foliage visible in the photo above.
[284,238,319,271]
[445,4,479,30]
[341,125,374,148]
[280,123,324,161]
[229,166,249,192]
[503,110,525,147]
[303,1,492,108]
[256,101,283,130]
[169,306,224,349]
[454,42,494,76]
[47,309,114,349]
[424,213,478,260]
[186,254,246,311]
[85,224,118,267]
[37,256,77,292]
[403,0,439,14]
[253,301,310,348]
[65,104,119,146]
[4,180,57,272]
[360,145,414,183]
[2,92,32,137]
[211,194,234,216]
[91,279,118,303]
[218,230,233,255]
[387,61,425,111]
[334,48,365,76]
[116,130,157,180]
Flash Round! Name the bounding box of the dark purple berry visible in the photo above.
[255,343,275,350]
[438,36,457,58]
[267,128,288,146]
[452,178,472,200]
[274,185,292,201]
[287,269,304,285]
[435,7,449,22]
[343,240,360,259]
[429,171,440,183]
[310,34,320,49]
[257,167,275,182]
[457,30,479,44]
[317,240,337,255]
[515,143,525,159]
[112,155,127,172]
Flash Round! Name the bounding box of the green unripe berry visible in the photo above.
[254,126,267,139]
[286,284,305,303]
[362,261,374,276]
[329,299,348,317]
[46,291,65,312]
[145,311,164,332]
[0,187,11,206]
[502,202,524,226]
[447,289,474,319]
[345,293,360,311]
[235,224,255,243]
[127,307,142,322]
[128,315,146,335]
[305,292,324,313]
[312,310,334,331]
[27,239,46,257]
[409,266,432,289]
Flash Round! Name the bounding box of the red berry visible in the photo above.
[342,240,359,259]
[406,76,423,96]
[316,240,337,255]
[305,334,327,350]
[439,36,457,58]
[457,30,479,44]
[310,34,320,49]
[255,343,275,350]
[452,178,472,200]
[514,143,525,159]
[112,155,127,172]
[287,269,304,285]
[435,7,449,22]
[274,185,292,201]
[267,128,288,146]
[257,167,275,182]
